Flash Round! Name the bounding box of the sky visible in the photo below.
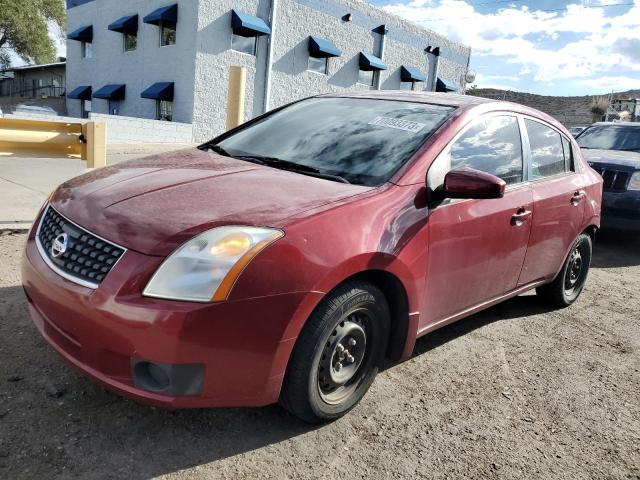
[371,0,640,95]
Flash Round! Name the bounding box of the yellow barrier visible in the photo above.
[0,117,107,168]
[226,66,247,131]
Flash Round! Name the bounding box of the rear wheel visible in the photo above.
[279,280,389,423]
[536,233,592,308]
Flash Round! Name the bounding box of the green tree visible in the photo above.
[0,0,66,68]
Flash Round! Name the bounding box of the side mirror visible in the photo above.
[443,167,506,200]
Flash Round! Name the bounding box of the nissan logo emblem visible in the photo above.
[51,233,69,258]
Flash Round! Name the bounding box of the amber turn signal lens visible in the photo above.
[212,232,284,302]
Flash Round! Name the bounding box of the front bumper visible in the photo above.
[601,191,640,231]
[22,233,322,408]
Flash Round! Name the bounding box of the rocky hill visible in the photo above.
[468,88,640,127]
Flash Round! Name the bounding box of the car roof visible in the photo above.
[322,91,495,108]
[590,122,640,127]
[319,91,568,132]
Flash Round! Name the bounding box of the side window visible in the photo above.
[562,136,574,172]
[449,115,523,185]
[525,119,566,179]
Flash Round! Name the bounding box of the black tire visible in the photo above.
[279,280,390,424]
[536,233,592,308]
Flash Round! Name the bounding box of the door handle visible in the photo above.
[571,190,586,206]
[511,208,532,227]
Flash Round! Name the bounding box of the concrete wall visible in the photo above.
[4,111,193,144]
[191,0,271,143]
[90,113,193,143]
[67,0,471,142]
[66,0,198,123]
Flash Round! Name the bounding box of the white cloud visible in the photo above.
[578,75,640,91]
[382,0,640,92]
[472,73,522,91]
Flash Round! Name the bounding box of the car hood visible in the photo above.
[581,148,640,169]
[51,148,371,256]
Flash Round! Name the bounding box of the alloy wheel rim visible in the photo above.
[317,312,369,405]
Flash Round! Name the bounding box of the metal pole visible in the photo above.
[263,0,278,113]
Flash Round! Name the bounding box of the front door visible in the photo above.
[517,118,586,285]
[422,114,533,330]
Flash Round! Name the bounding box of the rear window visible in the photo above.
[525,119,566,179]
[576,125,640,152]
[214,97,454,186]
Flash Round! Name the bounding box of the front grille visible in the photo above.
[36,206,126,288]
[591,166,630,192]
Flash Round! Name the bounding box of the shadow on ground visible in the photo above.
[1,230,639,479]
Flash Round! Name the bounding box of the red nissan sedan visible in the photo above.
[22,92,602,423]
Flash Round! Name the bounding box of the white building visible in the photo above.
[66,0,471,141]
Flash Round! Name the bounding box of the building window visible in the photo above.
[358,69,375,87]
[160,22,176,46]
[82,42,92,58]
[231,34,257,55]
[82,100,92,119]
[124,32,137,51]
[308,56,328,75]
[157,100,172,121]
[108,99,120,115]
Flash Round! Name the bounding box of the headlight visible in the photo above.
[143,226,284,302]
[629,172,640,191]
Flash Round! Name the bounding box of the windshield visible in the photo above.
[212,97,454,186]
[576,125,640,151]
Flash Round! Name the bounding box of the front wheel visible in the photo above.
[536,233,592,308]
[279,280,390,423]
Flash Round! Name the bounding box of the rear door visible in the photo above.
[423,114,534,328]
[517,118,586,286]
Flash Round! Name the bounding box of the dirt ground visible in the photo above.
[0,231,638,480]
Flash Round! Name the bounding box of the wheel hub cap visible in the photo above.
[566,248,583,289]
[318,317,367,395]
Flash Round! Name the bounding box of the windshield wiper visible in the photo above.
[296,171,351,184]
[235,155,351,184]
[616,148,640,152]
[234,155,317,172]
[204,149,350,184]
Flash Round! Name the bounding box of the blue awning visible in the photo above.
[67,85,92,100]
[308,36,341,58]
[68,25,93,43]
[401,66,426,83]
[141,82,174,101]
[436,77,458,93]
[108,14,138,33]
[93,84,126,100]
[143,4,177,26]
[231,10,271,37]
[359,53,388,71]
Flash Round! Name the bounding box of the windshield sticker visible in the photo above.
[368,116,426,133]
